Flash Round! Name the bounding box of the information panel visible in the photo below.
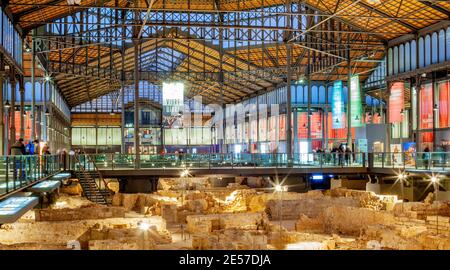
[350,75,364,127]
[332,80,345,129]
[162,82,184,128]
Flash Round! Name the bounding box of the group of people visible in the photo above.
[10,138,51,156]
[316,145,354,166]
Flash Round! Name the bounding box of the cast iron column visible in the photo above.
[19,80,25,139]
[134,39,140,168]
[347,49,352,149]
[0,72,4,155]
[285,0,292,164]
[31,29,36,141]
[9,76,16,143]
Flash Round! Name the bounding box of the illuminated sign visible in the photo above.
[162,82,184,128]
[389,82,404,123]
[0,196,39,223]
[350,75,364,127]
[29,180,61,193]
[332,81,344,129]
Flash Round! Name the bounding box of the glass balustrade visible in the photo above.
[74,152,450,171]
[0,155,63,197]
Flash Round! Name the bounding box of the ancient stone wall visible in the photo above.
[158,177,211,190]
[186,212,268,234]
[0,217,166,245]
[35,206,126,221]
[192,229,267,250]
[322,206,396,236]
[266,196,358,220]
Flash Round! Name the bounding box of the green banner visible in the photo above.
[350,75,364,127]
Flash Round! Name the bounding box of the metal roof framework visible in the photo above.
[3,0,449,107]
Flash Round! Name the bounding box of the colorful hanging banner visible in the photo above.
[389,82,405,123]
[162,82,184,128]
[332,80,344,129]
[350,75,364,127]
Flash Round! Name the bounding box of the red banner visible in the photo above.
[389,82,404,123]
[420,83,433,129]
[297,112,322,139]
[439,81,449,128]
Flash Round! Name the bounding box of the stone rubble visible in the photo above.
[2,183,450,250]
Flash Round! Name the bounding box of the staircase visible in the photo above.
[74,155,112,205]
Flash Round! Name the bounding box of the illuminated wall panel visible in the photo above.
[389,82,405,123]
[420,83,433,129]
[438,81,449,128]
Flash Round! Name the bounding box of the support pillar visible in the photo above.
[31,29,36,141]
[285,0,292,164]
[9,77,16,143]
[256,94,260,153]
[347,50,352,149]
[0,72,4,155]
[133,39,140,168]
[43,80,47,142]
[293,109,298,155]
[307,59,311,147]
[324,84,329,149]
[19,80,25,139]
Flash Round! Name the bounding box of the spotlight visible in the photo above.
[4,100,11,108]
[45,108,50,116]
[367,0,381,5]
[430,176,439,183]
[180,169,189,177]
[138,222,150,231]
[275,185,282,192]
[433,104,438,111]
[44,75,51,82]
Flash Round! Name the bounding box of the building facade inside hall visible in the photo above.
[1,0,450,252]
[2,6,450,154]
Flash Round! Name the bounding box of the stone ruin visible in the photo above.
[2,179,450,250]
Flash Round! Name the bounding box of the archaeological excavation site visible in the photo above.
[1,173,450,251]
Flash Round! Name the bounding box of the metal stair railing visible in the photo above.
[86,154,113,204]
[73,154,109,205]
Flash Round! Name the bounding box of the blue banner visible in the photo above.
[332,80,344,129]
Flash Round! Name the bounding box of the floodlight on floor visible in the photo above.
[139,222,150,231]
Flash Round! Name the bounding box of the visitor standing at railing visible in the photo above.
[345,147,352,165]
[423,147,431,170]
[33,140,40,156]
[10,138,26,182]
[42,144,51,174]
[60,150,68,171]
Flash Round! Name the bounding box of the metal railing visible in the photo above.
[79,152,369,170]
[78,152,450,171]
[0,155,64,198]
[372,151,450,171]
